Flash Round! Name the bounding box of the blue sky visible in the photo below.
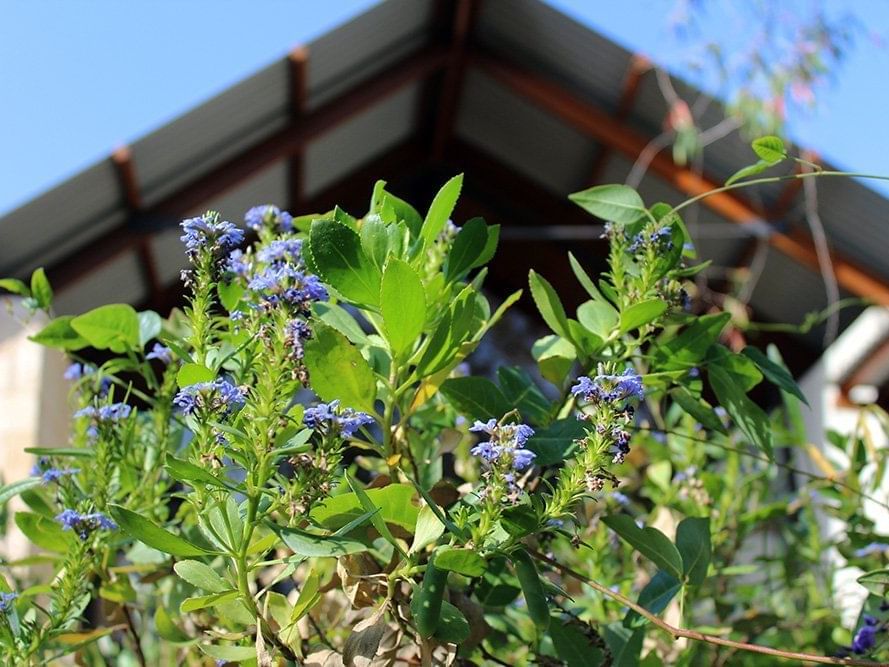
[2,0,888,215]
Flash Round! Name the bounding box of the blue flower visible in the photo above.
[31,459,79,485]
[74,403,132,439]
[245,205,293,233]
[64,363,85,380]
[146,343,173,365]
[854,543,889,558]
[285,319,312,360]
[248,265,328,310]
[257,239,303,265]
[226,249,251,277]
[610,491,630,506]
[572,368,644,405]
[55,509,117,540]
[303,400,374,438]
[0,592,17,614]
[173,379,246,417]
[469,420,536,473]
[851,616,879,654]
[180,212,244,259]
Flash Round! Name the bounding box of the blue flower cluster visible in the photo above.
[74,403,133,439]
[850,615,881,654]
[173,379,247,417]
[248,265,327,311]
[571,367,643,465]
[55,509,117,540]
[303,400,374,438]
[245,205,293,233]
[257,239,303,264]
[285,319,312,361]
[470,419,536,471]
[31,457,79,485]
[629,226,673,254]
[64,362,94,381]
[571,368,644,405]
[854,543,889,558]
[145,343,173,365]
[0,592,16,614]
[180,212,245,260]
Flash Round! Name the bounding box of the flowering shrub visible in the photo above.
[0,137,888,665]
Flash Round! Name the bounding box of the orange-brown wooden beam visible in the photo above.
[111,146,162,306]
[287,45,309,212]
[46,44,450,293]
[469,49,889,306]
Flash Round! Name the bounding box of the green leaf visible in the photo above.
[529,270,571,339]
[445,217,488,281]
[174,560,230,593]
[433,600,470,644]
[472,223,499,268]
[569,184,647,224]
[550,621,606,666]
[577,300,619,339]
[857,569,889,596]
[346,475,407,557]
[568,252,607,303]
[602,515,683,579]
[741,346,809,406]
[620,299,667,333]
[137,310,162,348]
[440,376,511,422]
[28,316,89,350]
[751,135,787,163]
[421,174,463,244]
[497,366,552,426]
[176,363,214,388]
[15,512,74,553]
[708,365,774,459]
[434,547,485,577]
[676,517,710,585]
[670,387,727,434]
[526,418,585,466]
[623,571,682,628]
[380,258,426,358]
[154,606,193,644]
[0,278,30,297]
[197,643,255,662]
[290,569,322,622]
[531,335,576,385]
[71,304,141,353]
[165,456,239,492]
[311,302,371,346]
[359,216,391,268]
[29,268,53,309]
[0,478,42,507]
[382,191,423,238]
[307,219,381,307]
[110,505,217,558]
[725,159,775,186]
[217,281,244,312]
[276,525,368,557]
[303,322,377,413]
[410,505,445,554]
[656,312,730,370]
[310,483,419,533]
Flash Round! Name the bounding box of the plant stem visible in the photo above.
[670,170,889,216]
[529,550,882,667]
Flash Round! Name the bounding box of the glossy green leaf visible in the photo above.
[421,174,463,244]
[440,376,511,422]
[529,270,571,339]
[709,365,774,459]
[71,304,141,353]
[857,569,889,596]
[303,322,377,413]
[472,223,499,268]
[276,525,368,557]
[165,456,239,492]
[676,517,710,585]
[137,310,162,348]
[176,363,214,388]
[577,300,619,339]
[434,547,486,577]
[30,268,53,309]
[197,643,255,662]
[359,215,390,268]
[669,387,727,434]
[217,281,244,312]
[550,621,606,666]
[568,252,607,303]
[751,135,787,163]
[28,316,89,350]
[569,184,647,224]
[311,301,371,346]
[15,512,74,553]
[0,478,42,507]
[742,346,809,406]
[602,515,683,579]
[531,335,576,385]
[497,366,552,425]
[624,571,682,628]
[291,569,322,622]
[110,505,217,558]
[381,258,426,358]
[346,475,406,557]
[726,159,775,186]
[174,560,230,593]
[310,483,418,533]
[656,312,730,370]
[410,505,445,554]
[433,600,471,644]
[307,219,381,306]
[620,299,667,333]
[0,278,30,297]
[382,191,423,238]
[154,606,193,644]
[445,217,488,281]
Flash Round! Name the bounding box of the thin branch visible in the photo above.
[801,173,841,346]
[529,550,883,666]
[626,131,675,189]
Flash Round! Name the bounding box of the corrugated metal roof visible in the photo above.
[0,0,885,351]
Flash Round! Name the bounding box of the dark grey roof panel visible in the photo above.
[307,0,434,110]
[54,251,146,315]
